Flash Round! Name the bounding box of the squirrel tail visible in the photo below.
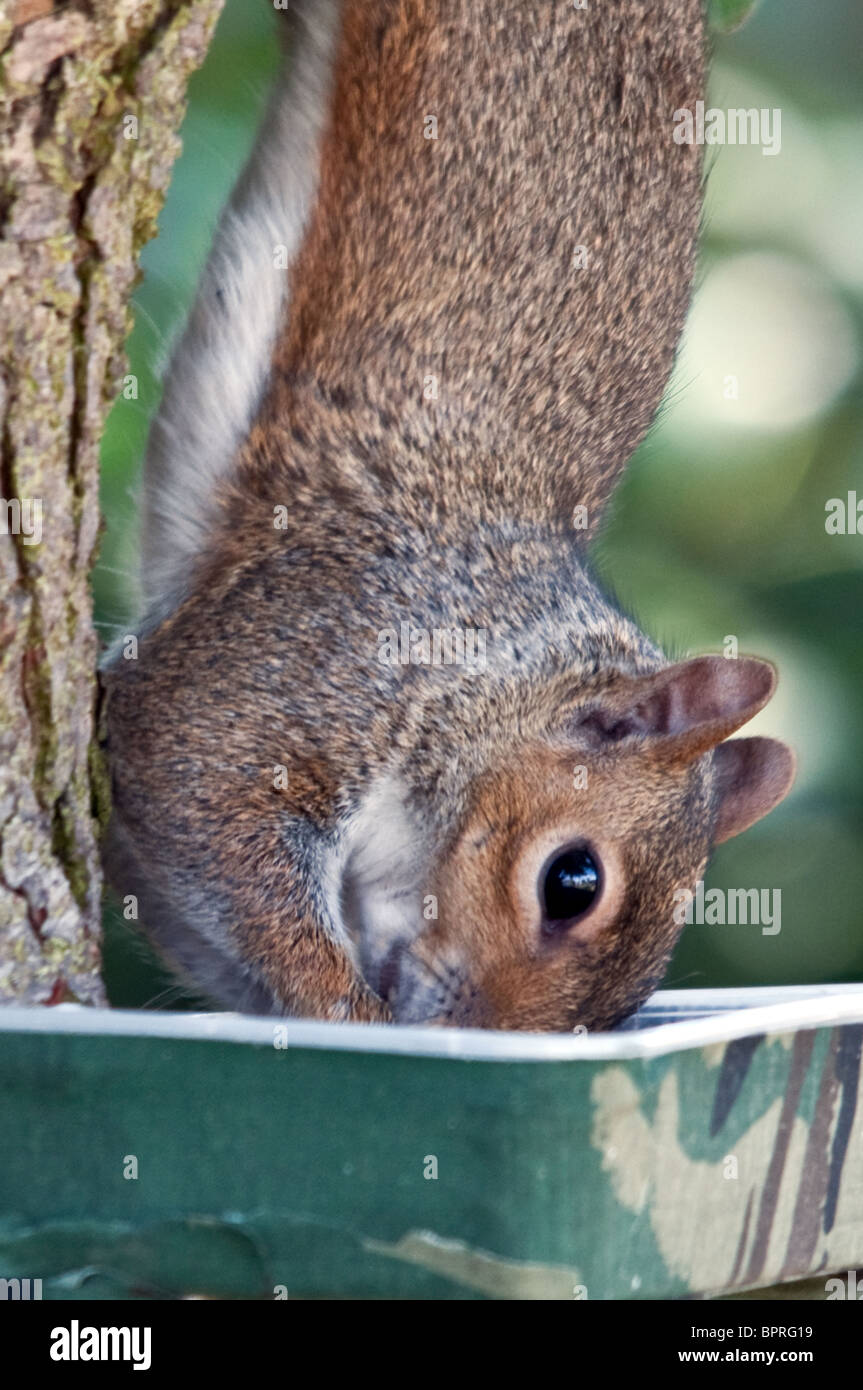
[140,0,342,615]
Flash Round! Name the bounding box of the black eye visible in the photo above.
[541,846,601,927]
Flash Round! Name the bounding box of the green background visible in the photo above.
[96,0,863,1009]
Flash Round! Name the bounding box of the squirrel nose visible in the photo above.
[376,941,404,1004]
[447,990,493,1029]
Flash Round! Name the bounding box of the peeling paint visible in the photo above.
[363,1229,583,1300]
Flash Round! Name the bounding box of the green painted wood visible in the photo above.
[0,1001,862,1300]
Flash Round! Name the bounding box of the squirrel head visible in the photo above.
[361,656,794,1031]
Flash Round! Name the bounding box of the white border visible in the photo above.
[0,985,862,1062]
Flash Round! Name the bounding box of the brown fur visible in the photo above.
[103,0,794,1030]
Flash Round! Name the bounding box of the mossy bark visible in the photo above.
[0,0,223,1004]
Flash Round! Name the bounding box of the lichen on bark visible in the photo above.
[0,0,224,1004]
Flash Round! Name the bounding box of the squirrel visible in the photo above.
[103,0,795,1031]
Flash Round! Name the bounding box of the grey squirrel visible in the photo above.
[103,0,795,1029]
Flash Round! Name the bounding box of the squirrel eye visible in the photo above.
[541,846,601,929]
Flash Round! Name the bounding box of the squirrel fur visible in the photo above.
[103,0,795,1030]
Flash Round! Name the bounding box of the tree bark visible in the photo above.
[0,0,223,1004]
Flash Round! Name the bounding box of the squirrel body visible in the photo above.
[104,0,794,1029]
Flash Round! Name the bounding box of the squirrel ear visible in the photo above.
[580,656,778,759]
[643,655,778,761]
[712,736,796,843]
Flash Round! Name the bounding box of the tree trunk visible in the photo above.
[0,0,223,1004]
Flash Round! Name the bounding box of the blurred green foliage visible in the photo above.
[98,0,863,1009]
[710,0,761,35]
